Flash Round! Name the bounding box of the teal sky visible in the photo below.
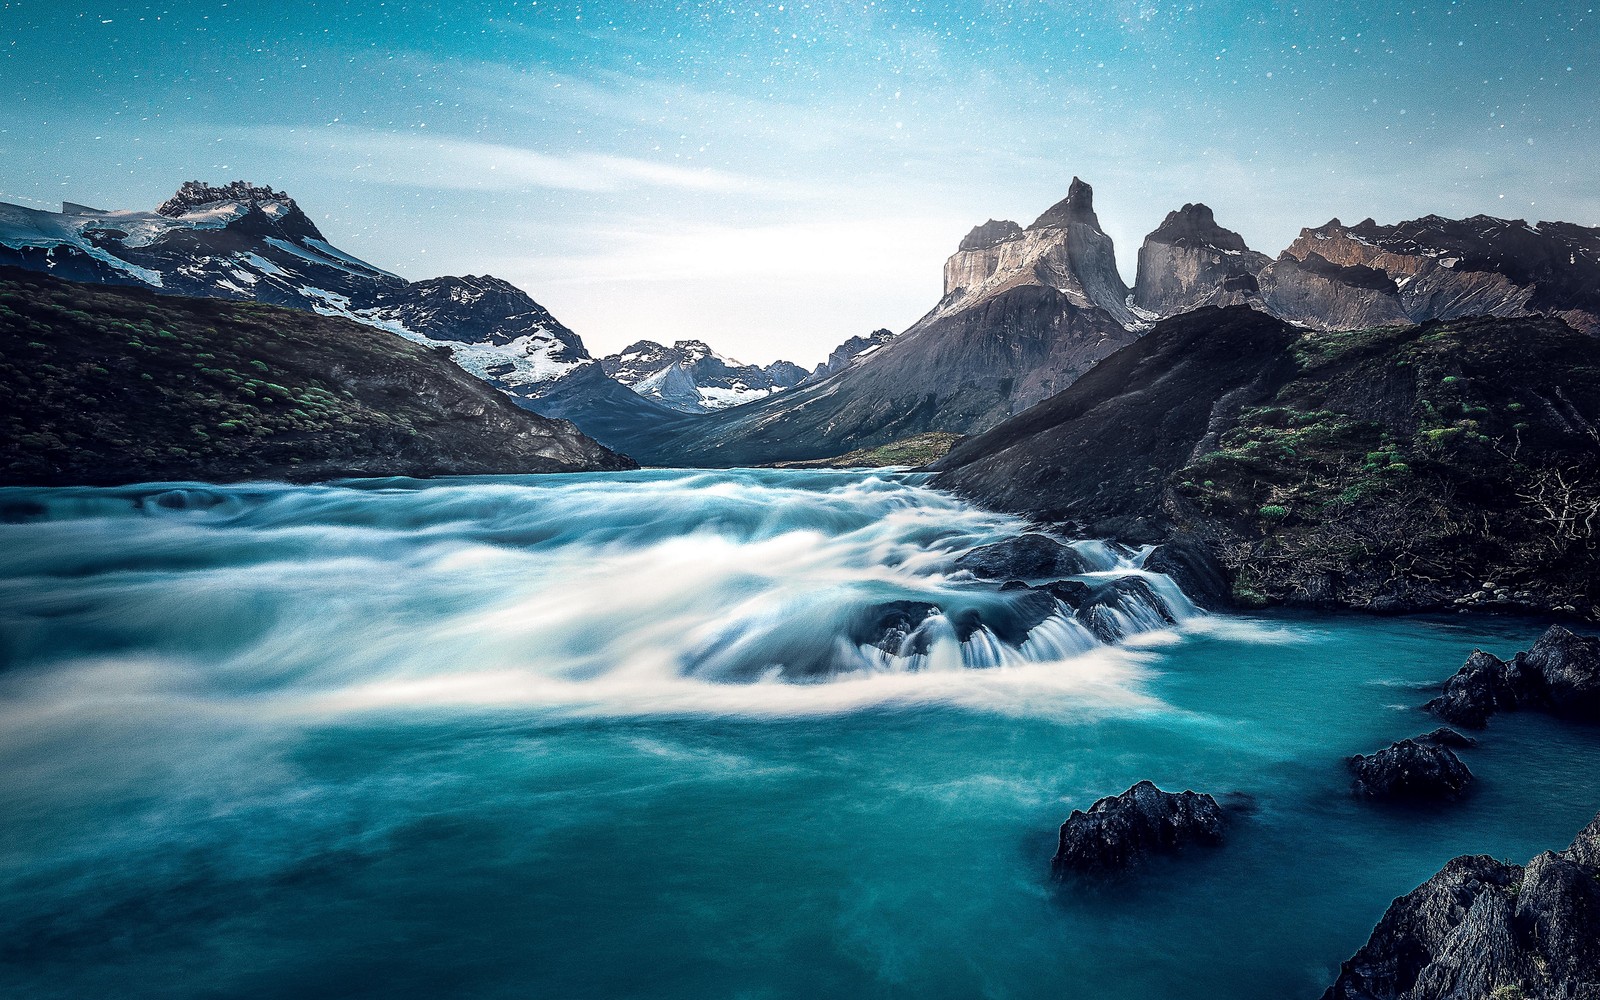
[2,1,1596,363]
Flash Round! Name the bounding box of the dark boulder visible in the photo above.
[954,533,1090,581]
[1075,577,1179,644]
[1347,738,1473,802]
[1144,537,1231,610]
[850,601,938,656]
[1322,810,1600,1000]
[1416,727,1477,749]
[1426,626,1600,728]
[1051,780,1226,877]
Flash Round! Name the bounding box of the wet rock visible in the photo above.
[1051,780,1226,877]
[1347,738,1473,802]
[1426,626,1600,728]
[1322,810,1600,1000]
[1144,537,1231,610]
[954,534,1089,581]
[1416,727,1477,749]
[1075,577,1178,644]
[850,601,938,656]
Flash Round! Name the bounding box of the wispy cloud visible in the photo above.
[219,125,785,196]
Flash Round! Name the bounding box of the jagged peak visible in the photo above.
[158,180,297,217]
[1028,177,1100,231]
[1146,202,1251,253]
[156,179,325,241]
[959,219,1023,252]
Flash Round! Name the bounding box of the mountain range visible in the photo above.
[3,178,1597,468]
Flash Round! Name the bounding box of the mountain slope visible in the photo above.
[934,307,1600,619]
[0,267,633,485]
[564,179,1139,466]
[0,183,593,395]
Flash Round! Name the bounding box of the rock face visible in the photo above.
[953,533,1090,580]
[1321,811,1600,1000]
[1259,215,1600,335]
[1347,738,1474,802]
[934,308,1600,619]
[0,268,635,485]
[1051,780,1227,877]
[1427,627,1600,728]
[805,328,897,382]
[1132,203,1273,318]
[938,177,1137,329]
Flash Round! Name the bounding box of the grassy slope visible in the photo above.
[0,268,631,485]
[773,432,964,469]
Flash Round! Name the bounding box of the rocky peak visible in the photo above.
[156,180,325,241]
[959,219,1023,252]
[1028,177,1100,231]
[1146,203,1251,252]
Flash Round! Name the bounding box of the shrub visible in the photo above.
[1259,504,1290,520]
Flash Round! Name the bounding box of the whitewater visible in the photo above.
[3,469,1599,1000]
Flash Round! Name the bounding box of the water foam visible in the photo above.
[0,470,1199,720]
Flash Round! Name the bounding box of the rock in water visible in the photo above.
[1347,738,1474,802]
[954,534,1089,580]
[1322,811,1600,1000]
[1426,626,1600,728]
[1051,780,1226,877]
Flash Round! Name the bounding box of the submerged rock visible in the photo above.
[1347,738,1473,802]
[1051,780,1226,877]
[1416,727,1477,749]
[1426,626,1600,728]
[1322,810,1600,1000]
[954,534,1090,581]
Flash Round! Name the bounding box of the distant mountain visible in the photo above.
[596,339,806,413]
[1132,203,1272,317]
[1123,203,1600,334]
[1257,215,1600,334]
[0,267,633,485]
[536,177,1140,466]
[0,182,591,395]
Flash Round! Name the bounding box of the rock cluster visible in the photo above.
[1322,812,1600,1000]
[1427,626,1600,728]
[1051,780,1227,877]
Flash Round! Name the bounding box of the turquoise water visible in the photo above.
[1,470,1596,999]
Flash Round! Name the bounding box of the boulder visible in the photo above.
[1347,738,1473,802]
[1322,810,1600,1000]
[1051,780,1226,877]
[954,533,1089,581]
[1144,537,1231,610]
[1426,627,1600,728]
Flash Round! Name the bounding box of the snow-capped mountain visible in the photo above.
[0,182,590,393]
[595,339,807,412]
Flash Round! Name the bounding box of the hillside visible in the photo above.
[0,268,634,485]
[934,307,1600,619]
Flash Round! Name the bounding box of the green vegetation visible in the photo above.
[775,431,964,470]
[1172,316,1600,618]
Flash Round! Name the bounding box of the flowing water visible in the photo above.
[1,469,1597,999]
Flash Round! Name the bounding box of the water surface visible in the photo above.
[1,470,1595,999]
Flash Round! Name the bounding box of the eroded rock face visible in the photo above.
[1426,626,1600,728]
[1052,780,1226,877]
[1132,203,1272,318]
[1347,738,1473,802]
[1322,811,1600,1000]
[1259,215,1600,334]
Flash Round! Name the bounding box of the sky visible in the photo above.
[1,1,1597,365]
